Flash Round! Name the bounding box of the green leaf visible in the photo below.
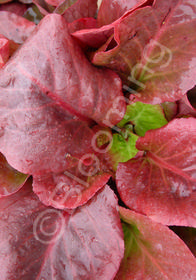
[110,131,139,164]
[118,102,168,136]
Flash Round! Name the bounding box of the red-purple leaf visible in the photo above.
[68,17,97,34]
[0,96,92,175]
[116,118,196,226]
[98,0,153,26]
[0,14,125,127]
[0,14,124,207]
[71,1,152,49]
[19,0,33,3]
[33,167,111,209]
[0,181,124,280]
[0,14,125,168]
[115,207,196,279]
[0,94,110,208]
[0,34,9,68]
[0,2,27,16]
[93,0,196,104]
[0,152,28,197]
[58,0,97,23]
[72,23,114,49]
[46,0,63,6]
[177,94,196,118]
[0,11,35,44]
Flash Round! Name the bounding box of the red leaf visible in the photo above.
[98,0,153,26]
[0,182,124,280]
[33,166,111,209]
[0,14,125,127]
[45,0,62,6]
[177,94,196,118]
[116,118,196,226]
[72,23,115,49]
[0,11,35,44]
[0,152,28,197]
[71,1,152,49]
[59,0,97,23]
[93,0,196,104]
[19,0,33,3]
[0,34,9,68]
[115,207,196,279]
[0,2,28,16]
[0,14,125,168]
[0,14,124,207]
[68,17,97,34]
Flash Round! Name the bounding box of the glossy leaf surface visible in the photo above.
[115,207,196,279]
[0,182,124,280]
[118,102,168,136]
[93,0,196,104]
[33,168,111,209]
[110,132,139,165]
[0,14,125,172]
[116,118,196,226]
[0,14,125,208]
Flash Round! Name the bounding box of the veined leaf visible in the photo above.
[116,118,196,226]
[118,102,168,136]
[0,182,124,280]
[115,207,196,280]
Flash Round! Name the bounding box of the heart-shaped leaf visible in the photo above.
[116,118,196,226]
[0,182,124,280]
[115,207,196,279]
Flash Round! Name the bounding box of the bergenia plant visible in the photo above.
[0,0,196,279]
